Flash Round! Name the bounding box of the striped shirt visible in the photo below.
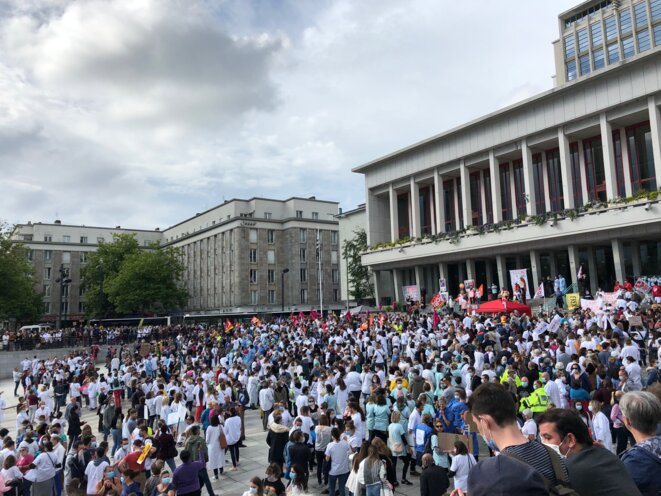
[501,440,568,484]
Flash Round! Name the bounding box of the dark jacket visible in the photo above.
[420,465,449,496]
[288,442,311,473]
[266,423,290,464]
[156,432,178,460]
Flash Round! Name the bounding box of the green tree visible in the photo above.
[104,245,188,314]
[81,233,141,318]
[342,228,374,304]
[0,223,43,324]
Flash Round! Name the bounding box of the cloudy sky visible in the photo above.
[0,0,577,230]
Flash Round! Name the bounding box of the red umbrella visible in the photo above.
[475,299,532,316]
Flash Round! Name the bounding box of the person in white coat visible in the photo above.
[588,400,613,451]
[205,415,226,479]
[224,407,242,471]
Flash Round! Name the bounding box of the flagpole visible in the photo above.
[317,228,323,316]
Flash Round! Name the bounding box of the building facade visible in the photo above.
[355,0,661,305]
[13,196,343,322]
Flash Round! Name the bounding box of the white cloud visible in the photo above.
[0,0,578,229]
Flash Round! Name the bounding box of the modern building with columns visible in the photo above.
[355,0,661,305]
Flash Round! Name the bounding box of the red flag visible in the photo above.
[344,310,351,321]
[433,312,440,328]
[369,315,373,328]
[224,319,234,334]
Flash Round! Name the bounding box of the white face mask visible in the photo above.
[542,437,567,458]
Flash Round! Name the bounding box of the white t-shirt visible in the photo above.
[450,454,475,491]
[521,419,538,439]
[85,460,108,494]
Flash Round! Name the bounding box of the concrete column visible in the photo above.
[648,96,661,191]
[522,138,536,216]
[619,128,633,197]
[599,113,619,200]
[414,266,423,293]
[567,245,580,289]
[466,259,476,281]
[489,150,503,222]
[612,239,626,285]
[434,169,444,234]
[460,160,472,227]
[558,127,575,209]
[480,169,488,222]
[577,140,589,205]
[410,177,420,238]
[530,250,541,293]
[453,178,461,230]
[373,270,381,307]
[496,255,507,290]
[631,241,641,278]
[389,183,398,242]
[587,247,598,294]
[542,151,552,212]
[438,262,448,284]
[509,163,518,218]
[393,269,403,303]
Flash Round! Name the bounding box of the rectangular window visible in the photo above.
[332,268,340,284]
[546,149,564,212]
[250,290,258,305]
[613,130,627,197]
[250,269,258,284]
[249,249,257,263]
[577,28,589,52]
[570,143,583,207]
[499,163,513,221]
[44,235,52,242]
[80,252,88,263]
[311,212,319,220]
[44,250,52,261]
[620,9,632,34]
[267,269,275,284]
[638,29,651,52]
[300,247,307,263]
[44,267,51,280]
[43,284,51,297]
[300,228,307,243]
[591,21,603,46]
[469,171,483,225]
[97,237,104,244]
[331,231,338,245]
[655,24,661,46]
[564,34,576,58]
[593,48,605,69]
[605,15,617,41]
[583,137,607,202]
[79,286,84,297]
[333,288,339,303]
[60,301,68,314]
[264,212,272,219]
[533,154,546,214]
[80,236,87,244]
[608,42,620,63]
[22,234,33,241]
[62,235,70,243]
[512,160,526,215]
[652,0,661,21]
[634,2,648,28]
[43,302,51,314]
[62,252,71,264]
[62,285,69,298]
[267,230,275,244]
[300,288,308,304]
[456,179,464,230]
[300,268,307,282]
[622,36,635,58]
[268,289,275,304]
[79,301,86,313]
[267,250,275,264]
[331,250,338,264]
[566,60,577,81]
[483,170,493,224]
[26,249,33,261]
[627,122,657,192]
[579,54,591,75]
[296,210,303,218]
[249,229,257,243]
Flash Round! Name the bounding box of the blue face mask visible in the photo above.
[162,477,171,485]
[249,488,257,494]
[106,471,115,479]
[289,471,296,479]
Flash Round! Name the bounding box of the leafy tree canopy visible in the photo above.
[342,228,374,304]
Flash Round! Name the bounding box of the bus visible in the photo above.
[88,316,172,327]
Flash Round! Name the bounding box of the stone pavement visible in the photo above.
[0,371,452,496]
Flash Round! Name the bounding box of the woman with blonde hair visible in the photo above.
[357,443,392,496]
[588,400,613,451]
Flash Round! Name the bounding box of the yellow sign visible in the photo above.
[566,293,580,310]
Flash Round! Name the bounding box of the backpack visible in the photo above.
[502,445,581,496]
[218,429,228,449]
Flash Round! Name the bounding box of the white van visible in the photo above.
[18,324,53,332]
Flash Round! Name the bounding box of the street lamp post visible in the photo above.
[281,268,289,312]
[55,264,72,330]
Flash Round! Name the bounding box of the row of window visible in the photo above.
[42,301,85,314]
[564,1,613,30]
[41,284,84,297]
[249,268,340,284]
[248,228,339,245]
[249,288,340,305]
[564,1,661,81]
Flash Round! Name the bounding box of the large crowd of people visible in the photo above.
[0,283,660,496]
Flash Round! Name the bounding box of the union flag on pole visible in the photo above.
[224,319,234,334]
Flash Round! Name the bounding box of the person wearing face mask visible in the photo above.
[94,464,122,495]
[155,469,175,496]
[519,381,550,420]
[263,463,286,496]
[538,408,642,496]
[468,383,572,491]
[241,476,264,496]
